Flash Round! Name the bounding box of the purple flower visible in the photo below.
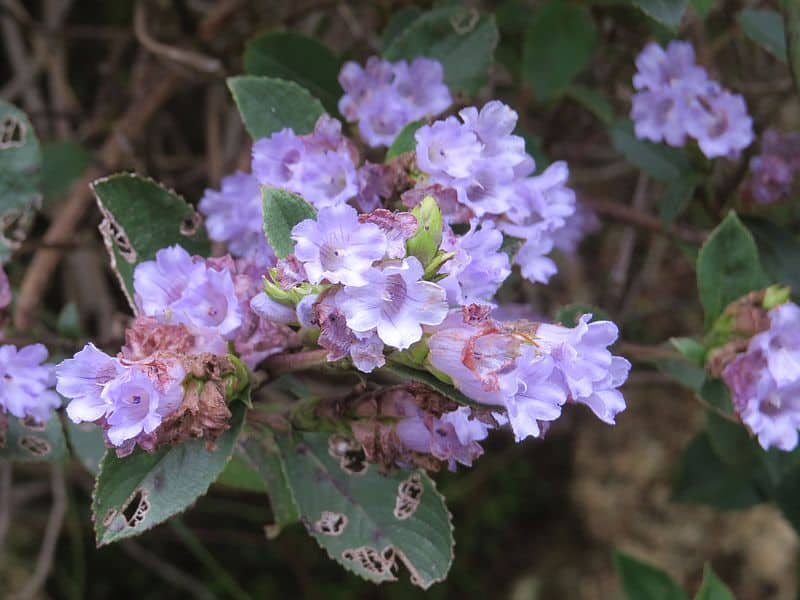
[338,56,451,147]
[415,116,483,179]
[748,129,800,204]
[349,331,385,373]
[134,245,243,343]
[630,41,753,159]
[439,221,510,305]
[0,344,60,423]
[291,203,387,286]
[57,342,124,423]
[250,292,297,324]
[358,208,418,259]
[687,87,753,159]
[103,366,184,446]
[339,257,448,350]
[198,171,276,266]
[252,115,358,209]
[722,303,800,450]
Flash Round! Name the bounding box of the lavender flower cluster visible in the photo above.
[411,101,584,284]
[748,129,800,204]
[339,56,452,147]
[0,344,60,424]
[723,301,800,451]
[631,41,753,159]
[56,246,295,454]
[429,308,629,442]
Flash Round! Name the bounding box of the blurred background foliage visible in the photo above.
[1,0,799,597]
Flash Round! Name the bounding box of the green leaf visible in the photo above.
[737,9,787,62]
[380,6,423,50]
[659,174,698,224]
[669,337,706,366]
[694,565,735,600]
[0,413,67,462]
[0,100,41,262]
[65,420,106,474]
[383,7,499,96]
[385,120,425,161]
[690,0,713,19]
[744,217,800,293]
[41,140,90,205]
[609,119,692,182]
[380,362,488,410]
[655,359,706,392]
[262,187,316,259]
[244,31,343,114]
[92,403,245,546]
[406,195,443,266]
[227,75,325,140]
[630,0,688,31]
[215,453,266,493]
[91,173,210,307]
[696,212,769,327]
[238,427,300,532]
[275,430,453,588]
[774,464,800,534]
[614,551,689,600]
[522,1,597,100]
[566,84,614,125]
[672,433,766,510]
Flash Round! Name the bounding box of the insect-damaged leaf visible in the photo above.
[0,101,42,262]
[91,173,209,309]
[92,403,245,546]
[274,430,453,588]
[0,413,67,462]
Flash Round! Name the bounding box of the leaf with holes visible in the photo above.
[244,31,343,115]
[696,212,769,327]
[0,413,68,462]
[238,428,300,533]
[227,76,325,140]
[275,430,453,588]
[383,6,499,96]
[91,403,245,546]
[262,187,316,258]
[91,173,209,309]
[0,101,42,262]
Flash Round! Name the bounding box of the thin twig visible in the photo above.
[0,462,11,563]
[10,465,67,600]
[609,173,648,305]
[134,1,222,73]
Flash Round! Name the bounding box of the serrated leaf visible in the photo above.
[92,403,245,546]
[91,173,209,308]
[0,100,41,262]
[244,31,343,114]
[65,420,106,474]
[737,9,787,63]
[609,119,692,182]
[672,432,767,510]
[262,187,316,259]
[238,428,299,531]
[630,0,688,30]
[696,212,769,327]
[614,551,689,600]
[385,120,425,161]
[522,1,597,101]
[694,565,734,600]
[380,362,488,410]
[41,140,90,206]
[383,6,499,96]
[0,413,67,462]
[227,75,325,140]
[275,430,453,588]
